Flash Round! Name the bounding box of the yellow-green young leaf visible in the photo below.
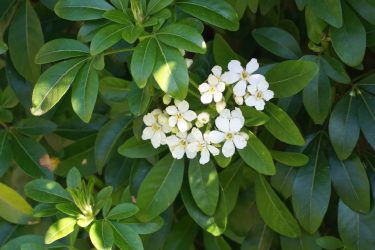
[45,217,77,244]
[270,150,309,167]
[266,60,318,98]
[71,60,99,123]
[35,39,89,64]
[188,159,219,216]
[131,38,157,88]
[238,132,275,175]
[24,179,71,203]
[8,0,44,82]
[176,0,239,31]
[54,0,114,21]
[136,155,184,221]
[309,0,342,28]
[89,220,114,250]
[31,58,87,116]
[153,42,189,100]
[110,222,144,250]
[264,102,305,146]
[0,182,37,224]
[255,174,301,238]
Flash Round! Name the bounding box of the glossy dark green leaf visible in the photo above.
[137,155,184,221]
[99,76,130,103]
[66,167,81,189]
[320,55,350,84]
[146,0,173,15]
[309,0,342,28]
[358,92,375,151]
[241,106,269,127]
[118,136,165,158]
[252,27,302,59]
[305,5,327,44]
[219,162,243,214]
[103,9,131,24]
[266,60,318,98]
[128,83,151,116]
[346,0,375,25]
[329,94,359,160]
[0,132,12,177]
[153,42,189,100]
[54,0,114,21]
[110,0,128,11]
[280,233,321,250]
[331,3,366,67]
[45,217,77,244]
[8,0,44,82]
[15,117,57,136]
[316,236,344,249]
[271,164,298,199]
[107,203,139,220]
[131,38,157,88]
[55,203,80,217]
[111,222,143,250]
[329,154,370,213]
[35,39,89,64]
[90,24,128,55]
[188,159,219,216]
[176,0,239,31]
[25,179,71,203]
[264,102,305,146]
[95,114,132,173]
[89,220,114,250]
[292,139,331,233]
[271,151,309,167]
[164,215,198,250]
[213,34,243,69]
[31,58,87,116]
[238,132,275,175]
[121,24,143,44]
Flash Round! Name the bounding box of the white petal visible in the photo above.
[221,71,240,84]
[230,118,243,133]
[191,127,203,141]
[233,134,247,149]
[247,84,257,95]
[198,82,209,93]
[166,105,178,115]
[231,108,243,120]
[211,65,222,77]
[183,110,197,121]
[213,92,223,102]
[177,119,188,132]
[248,74,266,85]
[254,100,266,111]
[220,109,231,119]
[172,145,185,159]
[176,100,189,113]
[245,96,257,107]
[207,145,220,156]
[228,60,243,74]
[143,113,155,126]
[151,132,162,148]
[233,80,247,97]
[199,149,210,165]
[201,92,213,104]
[142,127,154,140]
[187,141,199,152]
[169,116,177,127]
[217,82,226,92]
[160,132,167,145]
[263,90,274,101]
[222,140,235,157]
[209,131,225,143]
[186,146,197,159]
[216,101,226,113]
[207,74,219,85]
[166,135,179,147]
[234,96,244,105]
[215,116,230,133]
[246,58,259,74]
[257,79,269,91]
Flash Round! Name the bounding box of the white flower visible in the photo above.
[187,128,220,164]
[216,100,226,113]
[222,59,260,97]
[157,112,172,133]
[197,112,210,124]
[166,132,195,159]
[234,95,244,105]
[209,108,249,157]
[142,110,168,148]
[166,100,197,133]
[198,66,226,104]
[245,75,274,111]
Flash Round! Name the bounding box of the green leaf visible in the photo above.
[122,25,144,44]
[316,236,344,250]
[55,203,81,217]
[95,114,132,173]
[264,102,305,146]
[358,92,375,151]
[89,220,114,250]
[0,87,18,109]
[66,167,81,189]
[0,182,36,224]
[131,38,157,88]
[103,10,132,24]
[213,34,243,69]
[292,139,331,233]
[157,23,206,54]
[118,136,165,158]
[309,0,342,28]
[238,132,275,175]
[271,151,309,167]
[15,117,57,136]
[54,0,114,21]
[164,215,198,250]
[338,200,375,250]
[241,106,269,127]
[136,155,184,221]
[8,0,44,82]
[176,0,239,31]
[71,60,99,123]
[0,131,12,177]
[259,0,278,15]
[31,58,87,116]
[305,5,327,44]
[111,222,144,250]
[110,0,128,11]
[271,164,298,199]
[45,217,77,244]
[320,55,350,84]
[329,94,359,160]
[266,60,319,98]
[329,154,370,213]
[33,203,58,218]
[346,0,375,25]
[188,158,219,216]
[280,233,321,250]
[10,133,47,178]
[330,3,366,67]
[219,162,243,214]
[128,83,151,116]
[24,179,71,203]
[107,203,139,220]
[153,42,189,100]
[90,24,128,55]
[255,174,301,238]
[99,76,130,103]
[252,27,302,59]
[35,39,89,64]
[147,0,173,15]
[204,233,231,250]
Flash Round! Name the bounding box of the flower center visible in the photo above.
[176,113,183,120]
[225,133,233,140]
[255,91,263,100]
[209,86,216,94]
[241,71,249,80]
[152,123,160,131]
[197,142,205,151]
[179,139,187,147]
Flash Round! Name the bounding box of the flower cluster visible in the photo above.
[141,59,273,164]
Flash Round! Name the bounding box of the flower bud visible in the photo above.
[216,100,226,113]
[163,95,172,105]
[197,112,210,124]
[234,96,244,105]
